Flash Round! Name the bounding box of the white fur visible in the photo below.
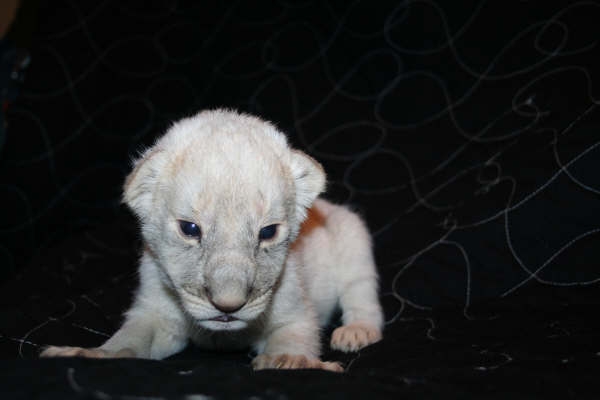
[41,109,384,372]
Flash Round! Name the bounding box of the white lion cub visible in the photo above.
[41,109,383,372]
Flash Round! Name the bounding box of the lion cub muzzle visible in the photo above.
[204,256,254,315]
[207,286,248,314]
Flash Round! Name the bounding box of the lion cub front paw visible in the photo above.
[40,346,135,359]
[252,354,344,372]
[330,322,382,352]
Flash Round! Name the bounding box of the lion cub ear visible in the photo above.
[123,147,167,219]
[289,149,326,220]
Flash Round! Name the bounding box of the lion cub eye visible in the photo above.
[178,220,201,239]
[259,224,278,241]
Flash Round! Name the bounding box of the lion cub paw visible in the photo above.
[252,354,344,373]
[330,322,382,352]
[40,346,135,359]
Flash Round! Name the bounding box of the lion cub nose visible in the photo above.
[209,297,246,314]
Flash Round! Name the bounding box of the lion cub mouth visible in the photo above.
[210,315,239,323]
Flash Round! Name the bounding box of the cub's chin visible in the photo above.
[197,318,249,331]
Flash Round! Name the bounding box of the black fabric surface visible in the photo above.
[1,1,600,398]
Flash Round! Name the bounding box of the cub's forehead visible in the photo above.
[157,109,294,215]
[159,110,291,175]
[164,125,292,188]
[159,109,289,152]
[166,150,292,224]
[170,145,290,200]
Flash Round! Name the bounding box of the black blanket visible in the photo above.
[1,1,599,398]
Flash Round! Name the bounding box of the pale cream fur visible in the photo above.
[41,109,384,372]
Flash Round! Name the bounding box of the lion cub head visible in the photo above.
[123,109,325,331]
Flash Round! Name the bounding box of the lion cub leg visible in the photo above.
[252,317,343,373]
[329,213,384,352]
[41,277,189,360]
[330,276,383,352]
[41,308,188,360]
[41,309,188,360]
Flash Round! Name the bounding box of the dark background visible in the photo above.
[0,1,599,398]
